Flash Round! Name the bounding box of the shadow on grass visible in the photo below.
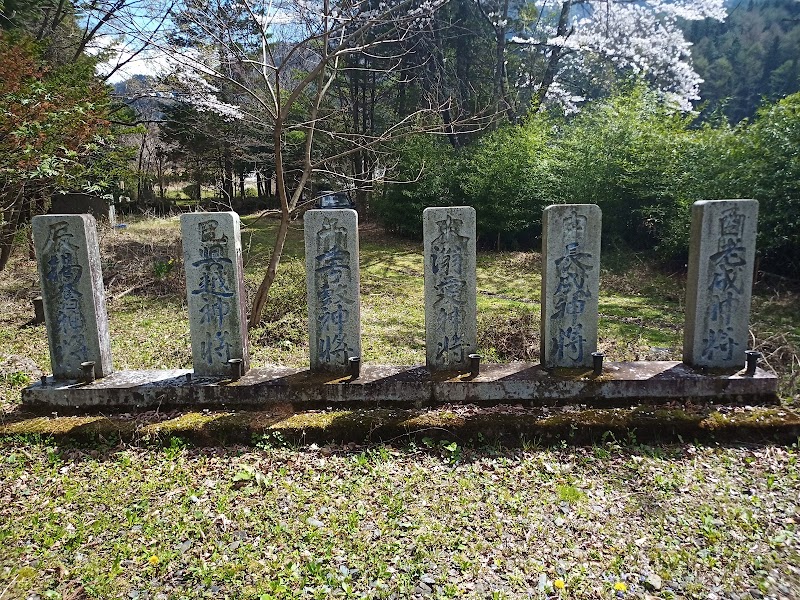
[2,401,798,459]
[240,404,800,451]
[360,248,423,276]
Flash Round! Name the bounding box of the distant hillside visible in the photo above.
[686,0,800,122]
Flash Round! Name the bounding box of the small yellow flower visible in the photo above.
[613,581,627,593]
[148,555,160,566]
[554,579,566,590]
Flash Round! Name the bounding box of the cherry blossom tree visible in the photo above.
[475,0,727,114]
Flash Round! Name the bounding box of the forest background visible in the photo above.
[2,0,800,319]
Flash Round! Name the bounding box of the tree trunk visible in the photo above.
[0,199,23,272]
[249,122,290,328]
[255,170,263,202]
[493,0,511,117]
[29,194,46,259]
[222,150,234,203]
[194,163,202,203]
[531,0,573,113]
[136,132,147,201]
[157,154,165,200]
[248,211,290,328]
[428,14,460,147]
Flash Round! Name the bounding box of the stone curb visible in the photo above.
[21,362,778,410]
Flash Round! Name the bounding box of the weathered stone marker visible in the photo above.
[32,214,113,379]
[423,206,477,371]
[683,199,758,369]
[305,209,361,374]
[541,204,602,369]
[181,212,249,377]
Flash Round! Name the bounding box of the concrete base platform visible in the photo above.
[22,361,778,411]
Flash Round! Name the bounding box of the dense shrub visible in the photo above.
[741,94,800,275]
[546,87,691,251]
[460,120,550,248]
[654,124,744,261]
[378,89,800,277]
[373,136,459,239]
[665,94,800,274]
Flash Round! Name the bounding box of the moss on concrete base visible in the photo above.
[2,403,798,447]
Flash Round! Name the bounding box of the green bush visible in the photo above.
[375,136,459,238]
[545,86,690,252]
[460,119,551,248]
[181,183,200,201]
[741,93,800,275]
[376,89,800,277]
[667,93,800,275]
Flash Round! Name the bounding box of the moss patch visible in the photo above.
[2,405,799,448]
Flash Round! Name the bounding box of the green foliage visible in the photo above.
[546,86,692,251]
[688,0,800,123]
[460,120,550,247]
[250,257,308,349]
[377,88,800,277]
[152,258,175,279]
[378,121,550,246]
[374,136,459,238]
[660,92,800,273]
[422,437,462,464]
[181,183,200,201]
[740,93,800,274]
[0,32,127,268]
[556,484,585,504]
[0,33,120,191]
[1,371,30,388]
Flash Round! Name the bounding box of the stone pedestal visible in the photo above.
[181,212,249,377]
[305,209,361,373]
[423,206,477,371]
[541,204,602,368]
[32,214,113,379]
[683,199,758,369]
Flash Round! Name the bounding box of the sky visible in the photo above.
[90,3,298,84]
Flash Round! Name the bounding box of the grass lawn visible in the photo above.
[0,441,799,599]
[0,215,799,599]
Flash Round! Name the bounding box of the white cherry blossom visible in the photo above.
[510,0,726,111]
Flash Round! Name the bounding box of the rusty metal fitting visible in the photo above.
[592,352,604,376]
[745,350,762,376]
[80,361,96,383]
[228,358,243,381]
[348,356,361,380]
[468,353,481,378]
[32,296,45,324]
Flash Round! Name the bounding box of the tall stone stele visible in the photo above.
[541,204,602,369]
[181,212,250,377]
[304,209,361,374]
[423,206,477,371]
[32,214,114,379]
[683,199,758,369]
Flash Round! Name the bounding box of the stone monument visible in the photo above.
[32,214,114,379]
[181,212,249,377]
[304,209,361,374]
[541,204,602,369]
[423,206,477,371]
[683,199,759,369]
